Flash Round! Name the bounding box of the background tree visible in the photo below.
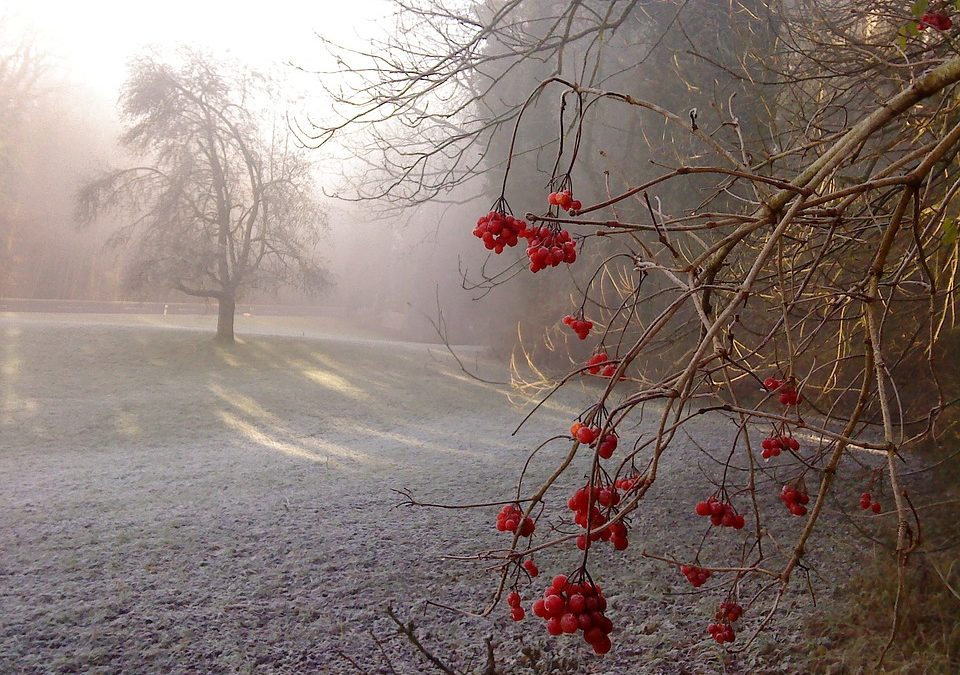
[0,29,46,295]
[78,51,328,342]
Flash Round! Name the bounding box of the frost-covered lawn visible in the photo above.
[0,314,844,673]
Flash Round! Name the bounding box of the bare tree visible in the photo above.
[0,28,48,295]
[78,51,328,342]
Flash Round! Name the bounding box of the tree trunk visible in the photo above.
[216,293,236,343]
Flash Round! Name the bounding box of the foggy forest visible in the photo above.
[1,1,959,673]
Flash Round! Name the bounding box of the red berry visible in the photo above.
[507,591,521,607]
[519,517,536,537]
[584,627,604,645]
[576,426,598,444]
[511,606,525,621]
[523,559,539,577]
[544,594,565,617]
[560,613,579,633]
[597,433,618,459]
[472,211,528,254]
[592,634,612,654]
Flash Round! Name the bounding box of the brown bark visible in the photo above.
[216,293,235,343]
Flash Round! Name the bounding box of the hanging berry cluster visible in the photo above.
[764,377,802,406]
[760,434,799,459]
[569,421,599,445]
[585,352,624,378]
[523,559,539,577]
[681,564,711,587]
[567,484,629,551]
[496,504,536,536]
[707,601,743,644]
[694,496,746,529]
[859,492,882,514]
[473,211,528,253]
[526,225,577,272]
[507,591,525,622]
[562,314,593,339]
[585,352,608,375]
[779,484,810,516]
[548,190,582,212]
[530,575,614,655]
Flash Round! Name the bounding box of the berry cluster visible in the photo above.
[715,601,743,623]
[548,190,583,212]
[507,591,525,621]
[568,485,608,524]
[919,11,953,30]
[586,352,622,378]
[707,600,743,643]
[614,474,640,491]
[575,521,629,552]
[779,484,810,516]
[597,432,618,459]
[707,622,736,644]
[586,352,608,375]
[567,485,629,550]
[531,575,614,655]
[496,504,536,536]
[760,434,799,459]
[526,226,576,272]
[570,422,599,445]
[681,565,711,587]
[859,492,882,514]
[764,377,801,405]
[473,211,527,254]
[694,496,746,529]
[602,363,620,378]
[570,423,617,458]
[562,314,593,340]
[778,386,801,406]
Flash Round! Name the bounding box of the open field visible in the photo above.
[0,313,860,673]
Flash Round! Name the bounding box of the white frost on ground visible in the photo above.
[0,313,856,673]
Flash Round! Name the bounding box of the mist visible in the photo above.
[0,4,522,349]
[3,2,957,673]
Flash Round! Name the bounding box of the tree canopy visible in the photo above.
[78,51,328,341]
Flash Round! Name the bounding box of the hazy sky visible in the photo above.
[10,0,391,100]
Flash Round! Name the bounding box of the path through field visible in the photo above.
[0,314,849,673]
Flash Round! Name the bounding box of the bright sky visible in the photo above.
[10,0,391,100]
